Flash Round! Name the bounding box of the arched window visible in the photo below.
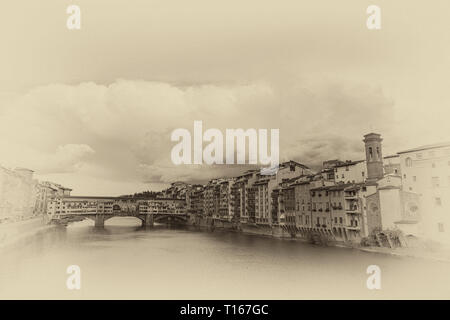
[405,157,413,167]
[369,147,373,160]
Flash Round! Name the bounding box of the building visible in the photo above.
[0,167,37,221]
[397,142,450,243]
[186,185,204,216]
[203,179,221,218]
[334,160,367,184]
[47,196,186,219]
[383,154,401,175]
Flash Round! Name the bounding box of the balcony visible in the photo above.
[346,206,360,213]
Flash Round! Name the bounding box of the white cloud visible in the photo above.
[0,78,411,194]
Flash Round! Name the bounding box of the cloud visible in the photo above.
[0,78,396,193]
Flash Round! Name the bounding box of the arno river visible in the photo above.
[1,218,450,299]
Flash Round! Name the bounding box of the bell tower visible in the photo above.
[363,133,384,181]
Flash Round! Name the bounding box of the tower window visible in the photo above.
[369,147,373,160]
[376,147,380,159]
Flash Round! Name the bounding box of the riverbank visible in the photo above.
[184,216,450,263]
[0,216,54,249]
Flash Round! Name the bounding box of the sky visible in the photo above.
[0,0,449,195]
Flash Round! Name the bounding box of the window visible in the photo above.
[413,176,417,182]
[342,174,344,178]
[376,147,380,159]
[334,217,337,223]
[362,171,365,177]
[339,217,343,224]
[346,166,349,171]
[435,197,442,206]
[369,147,373,160]
[405,157,413,167]
[432,177,440,188]
[438,223,445,233]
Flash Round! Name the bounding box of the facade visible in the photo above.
[0,167,37,221]
[398,142,450,243]
[254,178,271,224]
[203,179,221,218]
[334,160,367,184]
[187,185,204,216]
[0,166,71,222]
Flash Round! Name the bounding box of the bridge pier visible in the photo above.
[94,214,105,228]
[142,214,154,228]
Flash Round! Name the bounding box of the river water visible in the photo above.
[1,217,449,299]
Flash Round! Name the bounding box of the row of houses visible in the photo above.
[177,133,450,244]
[46,196,186,217]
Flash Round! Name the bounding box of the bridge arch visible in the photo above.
[83,214,145,227]
[154,214,187,224]
[103,215,145,224]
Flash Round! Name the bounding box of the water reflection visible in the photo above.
[1,217,450,299]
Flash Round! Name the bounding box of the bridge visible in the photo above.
[47,196,188,227]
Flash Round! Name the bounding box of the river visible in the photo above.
[1,217,449,299]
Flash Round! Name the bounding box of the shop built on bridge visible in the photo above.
[46,196,188,227]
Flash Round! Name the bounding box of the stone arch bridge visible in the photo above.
[47,196,188,227]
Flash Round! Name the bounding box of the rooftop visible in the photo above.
[397,142,450,154]
[334,160,365,168]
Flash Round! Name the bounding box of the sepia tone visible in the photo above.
[1,1,450,300]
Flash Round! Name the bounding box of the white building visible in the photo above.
[398,142,450,243]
